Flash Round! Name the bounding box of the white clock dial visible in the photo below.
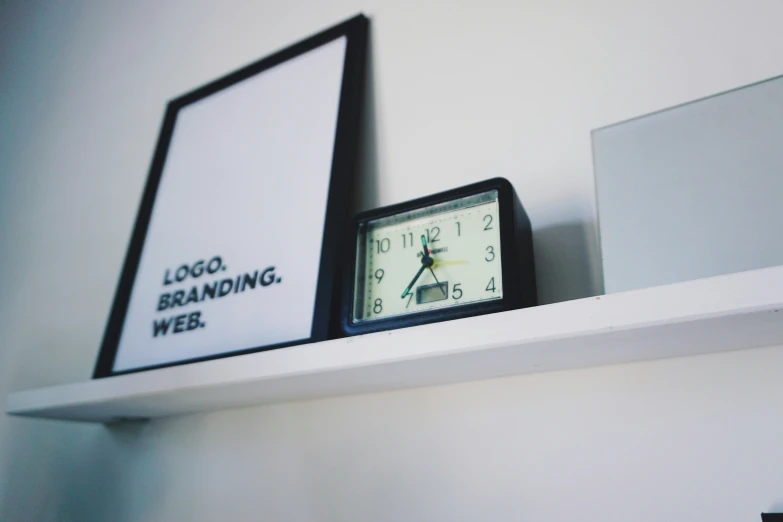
[352,190,503,322]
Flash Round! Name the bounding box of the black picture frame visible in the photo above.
[93,14,368,378]
[341,177,537,336]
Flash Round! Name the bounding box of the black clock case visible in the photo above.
[341,177,537,336]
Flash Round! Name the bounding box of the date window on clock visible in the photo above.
[416,282,449,305]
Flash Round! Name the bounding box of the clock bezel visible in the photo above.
[342,177,533,336]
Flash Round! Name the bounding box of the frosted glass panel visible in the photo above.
[593,75,783,293]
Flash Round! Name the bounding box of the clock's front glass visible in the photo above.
[352,190,503,323]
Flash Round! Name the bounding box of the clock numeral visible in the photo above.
[401,232,414,248]
[374,298,383,314]
[406,293,414,308]
[452,283,463,300]
[456,222,461,236]
[426,226,441,243]
[485,277,496,293]
[483,215,493,230]
[485,246,495,262]
[375,238,390,254]
[374,269,384,283]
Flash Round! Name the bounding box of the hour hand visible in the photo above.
[421,234,429,257]
[401,264,427,299]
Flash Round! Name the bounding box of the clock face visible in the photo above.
[352,190,503,323]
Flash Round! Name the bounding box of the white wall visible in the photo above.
[1,1,782,520]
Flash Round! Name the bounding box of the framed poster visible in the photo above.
[93,15,368,377]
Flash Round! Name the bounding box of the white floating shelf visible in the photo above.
[6,266,783,423]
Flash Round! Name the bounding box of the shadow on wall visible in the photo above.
[533,221,602,305]
[353,22,380,214]
[0,419,162,522]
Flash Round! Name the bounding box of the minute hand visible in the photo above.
[401,264,427,299]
